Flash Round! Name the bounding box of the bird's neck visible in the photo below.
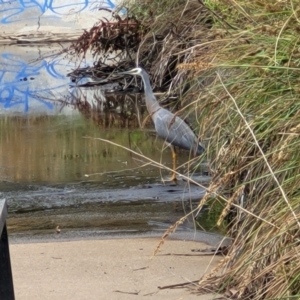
[142,75,161,113]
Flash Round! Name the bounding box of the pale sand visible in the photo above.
[10,238,220,300]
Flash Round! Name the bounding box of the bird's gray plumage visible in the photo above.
[117,67,205,156]
[153,107,204,155]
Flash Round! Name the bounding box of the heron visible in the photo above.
[117,67,205,182]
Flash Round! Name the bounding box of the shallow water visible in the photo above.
[0,43,218,242]
[0,115,170,183]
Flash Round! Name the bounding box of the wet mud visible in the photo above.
[3,176,212,241]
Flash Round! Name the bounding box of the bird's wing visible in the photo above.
[153,108,203,154]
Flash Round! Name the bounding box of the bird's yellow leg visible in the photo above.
[170,145,177,182]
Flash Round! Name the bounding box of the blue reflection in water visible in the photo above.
[0,0,122,112]
[0,52,70,112]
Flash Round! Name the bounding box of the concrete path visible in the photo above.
[10,238,220,299]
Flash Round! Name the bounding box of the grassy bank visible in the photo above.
[121,0,300,298]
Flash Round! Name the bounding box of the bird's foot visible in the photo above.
[162,174,178,185]
[170,175,177,183]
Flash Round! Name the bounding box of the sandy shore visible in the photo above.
[10,238,220,300]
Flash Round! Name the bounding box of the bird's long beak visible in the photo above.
[116,71,128,75]
[116,70,135,76]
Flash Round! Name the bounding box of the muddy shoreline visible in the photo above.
[4,179,221,244]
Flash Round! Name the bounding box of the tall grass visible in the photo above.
[187,1,300,298]
[121,0,300,298]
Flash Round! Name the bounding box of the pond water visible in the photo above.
[0,43,220,243]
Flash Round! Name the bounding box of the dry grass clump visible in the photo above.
[119,0,213,90]
[68,12,147,69]
[121,0,300,298]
